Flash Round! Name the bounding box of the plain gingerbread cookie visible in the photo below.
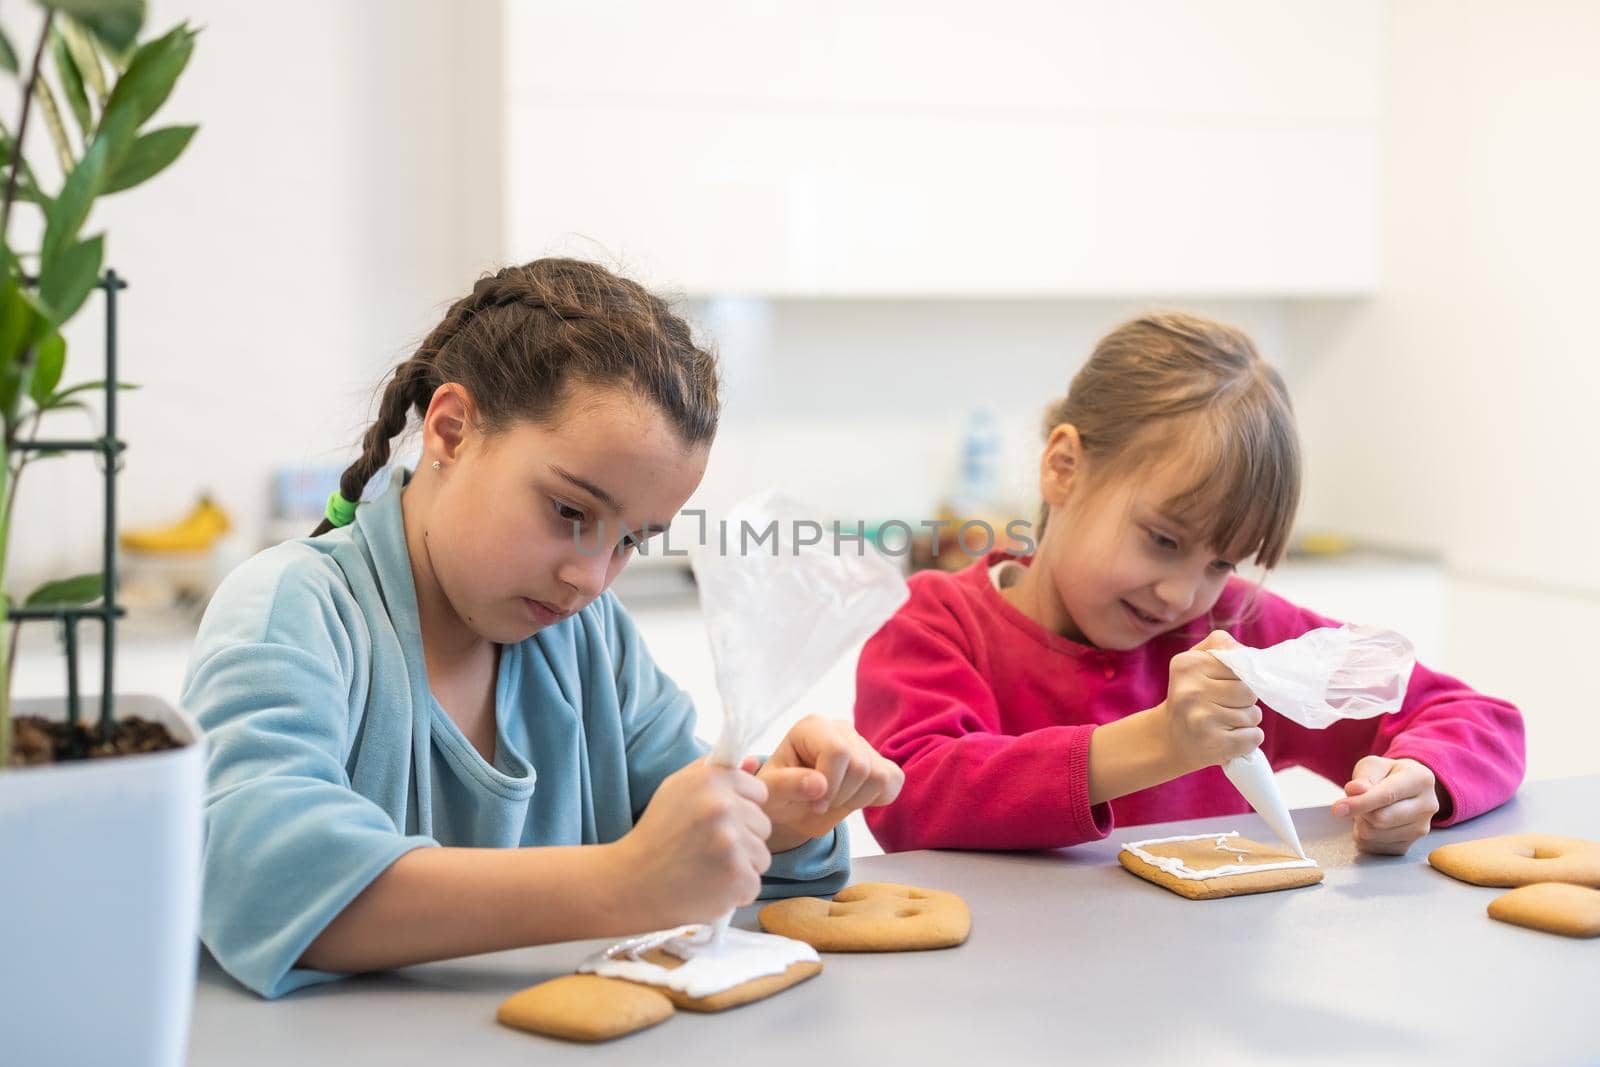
[1428,834,1600,888]
[758,882,971,951]
[496,974,673,1043]
[1487,882,1600,938]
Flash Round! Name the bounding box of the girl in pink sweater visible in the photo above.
[855,313,1524,855]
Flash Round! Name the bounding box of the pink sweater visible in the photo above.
[855,552,1525,852]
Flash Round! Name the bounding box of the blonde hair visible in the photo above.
[1040,312,1300,568]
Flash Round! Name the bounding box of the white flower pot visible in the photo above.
[0,694,205,1067]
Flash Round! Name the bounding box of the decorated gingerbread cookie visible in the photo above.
[497,924,823,1043]
[1118,831,1323,900]
[578,925,821,1009]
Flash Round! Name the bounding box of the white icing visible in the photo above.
[1213,837,1250,859]
[578,924,819,998]
[1121,831,1320,880]
[1222,746,1307,858]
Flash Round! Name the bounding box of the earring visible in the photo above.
[431,460,441,471]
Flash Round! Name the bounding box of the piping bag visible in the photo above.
[689,490,909,947]
[1207,623,1417,858]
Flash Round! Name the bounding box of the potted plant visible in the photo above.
[1,3,203,1065]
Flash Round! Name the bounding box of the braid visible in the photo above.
[308,278,504,536]
[308,358,430,535]
[466,267,570,319]
[312,258,720,536]
[345,360,429,499]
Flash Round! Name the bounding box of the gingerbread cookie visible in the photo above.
[500,926,824,1043]
[580,925,822,1013]
[1487,882,1600,938]
[1118,832,1323,900]
[496,974,673,1043]
[757,882,971,951]
[624,949,821,1011]
[1428,834,1600,888]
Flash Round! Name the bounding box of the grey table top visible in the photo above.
[188,775,1600,1067]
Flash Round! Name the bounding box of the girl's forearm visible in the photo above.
[298,842,651,974]
[1087,705,1186,805]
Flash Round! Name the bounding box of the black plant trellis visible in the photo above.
[11,269,127,738]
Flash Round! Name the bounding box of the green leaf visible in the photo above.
[51,30,94,142]
[33,77,77,174]
[41,106,130,266]
[0,356,25,418]
[60,19,108,106]
[39,0,146,55]
[100,22,194,136]
[104,124,194,194]
[0,285,45,374]
[50,379,138,404]
[4,173,49,206]
[18,290,55,347]
[0,290,56,419]
[0,277,27,369]
[29,333,66,405]
[90,31,129,76]
[1,26,19,75]
[0,120,49,204]
[0,249,52,399]
[24,571,104,608]
[37,233,103,325]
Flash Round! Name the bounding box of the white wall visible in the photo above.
[686,296,1299,529]
[1291,0,1600,774]
[6,0,503,595]
[504,0,1382,296]
[7,1,1370,590]
[1294,0,1599,595]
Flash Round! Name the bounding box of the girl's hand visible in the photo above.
[757,716,905,851]
[614,758,772,925]
[1334,755,1441,855]
[1160,630,1264,773]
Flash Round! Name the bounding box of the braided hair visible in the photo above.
[313,258,720,536]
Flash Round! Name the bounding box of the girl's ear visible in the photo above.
[421,383,478,465]
[1039,423,1085,508]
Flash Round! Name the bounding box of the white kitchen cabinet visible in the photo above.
[502,1,1382,296]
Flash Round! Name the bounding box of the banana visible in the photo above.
[119,494,232,554]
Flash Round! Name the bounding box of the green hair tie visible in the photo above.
[324,490,358,528]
